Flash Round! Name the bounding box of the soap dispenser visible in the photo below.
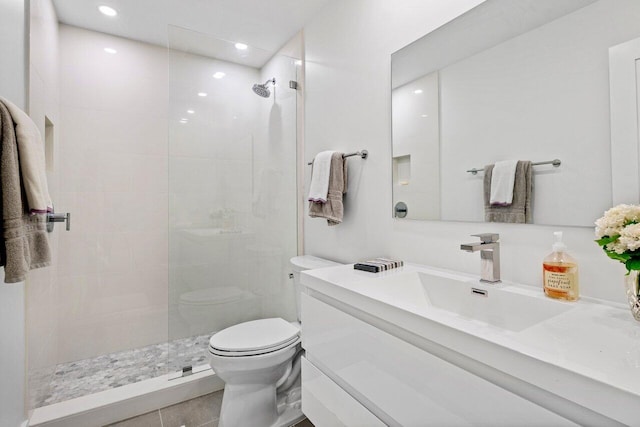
[543,231,579,301]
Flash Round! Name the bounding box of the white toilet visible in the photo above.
[208,255,340,427]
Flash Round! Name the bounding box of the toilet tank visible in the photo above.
[290,255,342,321]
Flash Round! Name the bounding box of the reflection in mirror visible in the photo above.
[392,72,440,220]
[391,0,640,226]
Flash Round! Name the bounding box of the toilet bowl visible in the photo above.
[207,255,341,427]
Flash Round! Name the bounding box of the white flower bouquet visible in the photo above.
[595,204,640,272]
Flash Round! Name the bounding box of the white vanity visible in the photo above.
[299,263,640,426]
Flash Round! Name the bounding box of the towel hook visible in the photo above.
[47,207,71,232]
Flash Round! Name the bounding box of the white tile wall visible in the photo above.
[26,0,60,416]
[56,25,169,363]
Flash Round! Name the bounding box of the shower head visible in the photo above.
[252,78,276,98]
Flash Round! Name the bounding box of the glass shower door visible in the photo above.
[167,26,300,375]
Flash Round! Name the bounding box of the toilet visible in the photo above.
[208,255,341,427]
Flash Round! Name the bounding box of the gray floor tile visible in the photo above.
[104,410,162,427]
[159,391,223,427]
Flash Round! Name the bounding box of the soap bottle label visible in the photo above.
[543,269,574,291]
[543,262,578,300]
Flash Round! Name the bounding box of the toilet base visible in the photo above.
[275,385,305,427]
[218,383,303,427]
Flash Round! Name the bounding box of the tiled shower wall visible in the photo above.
[56,25,169,363]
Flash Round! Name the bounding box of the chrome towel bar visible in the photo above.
[308,150,368,165]
[466,158,561,175]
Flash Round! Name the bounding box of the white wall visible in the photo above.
[0,0,27,109]
[303,0,625,304]
[0,271,26,427]
[26,0,60,412]
[0,1,28,425]
[255,40,301,321]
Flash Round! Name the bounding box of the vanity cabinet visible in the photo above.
[301,293,576,427]
[301,357,386,427]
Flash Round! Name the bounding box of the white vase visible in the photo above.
[624,270,640,321]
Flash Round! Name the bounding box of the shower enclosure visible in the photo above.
[26,19,301,416]
[167,26,300,375]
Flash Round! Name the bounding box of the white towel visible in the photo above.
[0,97,52,214]
[489,160,518,206]
[308,150,335,203]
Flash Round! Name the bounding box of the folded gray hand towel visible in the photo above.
[309,152,347,226]
[484,160,533,224]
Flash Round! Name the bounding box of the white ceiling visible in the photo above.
[52,0,332,66]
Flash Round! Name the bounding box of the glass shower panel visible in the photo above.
[168,26,299,375]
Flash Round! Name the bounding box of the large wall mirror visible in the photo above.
[391,0,640,226]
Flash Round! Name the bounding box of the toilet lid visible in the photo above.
[209,318,300,353]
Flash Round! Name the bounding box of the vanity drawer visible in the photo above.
[302,293,577,427]
[302,357,386,427]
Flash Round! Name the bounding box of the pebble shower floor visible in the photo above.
[31,332,213,408]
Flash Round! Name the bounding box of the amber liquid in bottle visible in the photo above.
[543,261,579,301]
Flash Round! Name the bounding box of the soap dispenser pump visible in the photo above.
[543,231,579,301]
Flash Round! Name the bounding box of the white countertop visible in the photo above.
[301,263,640,425]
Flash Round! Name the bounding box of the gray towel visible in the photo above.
[309,152,347,226]
[0,101,51,283]
[0,96,52,214]
[484,160,533,224]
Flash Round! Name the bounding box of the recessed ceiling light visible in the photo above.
[198,92,207,97]
[295,60,302,66]
[179,118,188,123]
[235,43,248,50]
[98,5,117,17]
[414,89,423,94]
[187,109,195,114]
[213,72,226,79]
[421,114,428,118]
[104,47,117,54]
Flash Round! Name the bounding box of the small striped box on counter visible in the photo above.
[354,258,404,273]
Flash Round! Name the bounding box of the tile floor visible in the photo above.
[33,333,213,408]
[105,391,315,427]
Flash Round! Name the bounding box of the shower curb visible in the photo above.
[28,368,224,427]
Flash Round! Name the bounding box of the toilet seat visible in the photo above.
[209,318,300,357]
[209,335,300,357]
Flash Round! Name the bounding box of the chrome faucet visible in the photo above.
[460,233,501,283]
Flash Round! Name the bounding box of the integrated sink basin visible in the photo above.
[363,271,573,332]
